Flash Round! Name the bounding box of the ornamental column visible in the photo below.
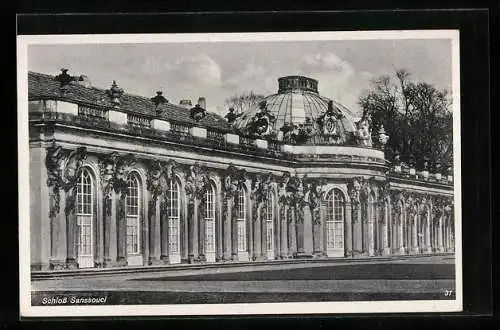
[382,200,391,255]
[198,200,206,262]
[295,206,305,255]
[424,204,432,253]
[45,146,87,269]
[312,202,323,257]
[409,212,417,255]
[160,198,169,262]
[277,174,289,259]
[273,200,281,259]
[145,161,163,265]
[438,214,444,252]
[344,201,353,257]
[348,178,362,256]
[65,187,78,269]
[116,191,128,266]
[309,184,322,256]
[103,191,117,266]
[352,203,362,255]
[148,196,161,264]
[280,203,288,259]
[368,200,375,257]
[185,164,212,263]
[223,197,232,261]
[231,201,238,260]
[398,210,405,255]
[50,188,67,270]
[252,201,261,261]
[186,197,199,263]
[260,204,267,259]
[411,212,418,254]
[288,208,296,257]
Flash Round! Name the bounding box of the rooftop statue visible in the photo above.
[224,107,241,125]
[355,109,373,147]
[151,91,168,115]
[190,104,206,121]
[245,100,276,137]
[107,80,124,107]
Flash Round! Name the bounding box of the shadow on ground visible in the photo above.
[132,263,455,281]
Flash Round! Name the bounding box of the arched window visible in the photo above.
[204,184,216,254]
[264,191,274,252]
[167,179,180,253]
[236,188,247,252]
[326,189,345,250]
[76,168,94,268]
[126,174,141,254]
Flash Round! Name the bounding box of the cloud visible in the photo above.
[142,54,222,87]
[174,54,222,86]
[221,62,269,91]
[300,52,355,79]
[297,52,374,115]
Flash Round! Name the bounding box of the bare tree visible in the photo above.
[225,91,265,114]
[358,69,453,170]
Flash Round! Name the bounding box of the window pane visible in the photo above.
[204,185,216,253]
[168,180,180,253]
[326,189,344,250]
[76,169,94,257]
[237,189,246,251]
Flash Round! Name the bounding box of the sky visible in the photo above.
[28,38,452,117]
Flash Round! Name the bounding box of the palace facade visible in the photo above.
[28,70,455,271]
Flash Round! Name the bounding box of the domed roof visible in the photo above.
[233,76,358,140]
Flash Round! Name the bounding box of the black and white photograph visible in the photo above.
[17,30,462,317]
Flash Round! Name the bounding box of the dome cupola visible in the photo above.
[232,75,358,145]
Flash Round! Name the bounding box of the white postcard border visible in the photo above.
[17,30,462,317]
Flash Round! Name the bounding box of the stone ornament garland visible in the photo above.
[98,152,136,218]
[222,165,247,219]
[45,143,87,218]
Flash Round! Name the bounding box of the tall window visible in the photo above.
[76,168,93,256]
[204,184,216,253]
[126,174,141,254]
[264,192,274,251]
[326,189,345,249]
[167,180,180,253]
[236,188,247,251]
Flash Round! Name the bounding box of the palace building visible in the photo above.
[28,70,455,271]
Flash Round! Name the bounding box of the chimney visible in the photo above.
[179,99,192,108]
[197,97,206,109]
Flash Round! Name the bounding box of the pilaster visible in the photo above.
[382,201,391,255]
[149,198,162,264]
[411,214,419,254]
[280,204,288,259]
[65,187,78,269]
[49,188,67,269]
[287,208,296,257]
[252,204,262,261]
[116,194,128,267]
[223,198,232,261]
